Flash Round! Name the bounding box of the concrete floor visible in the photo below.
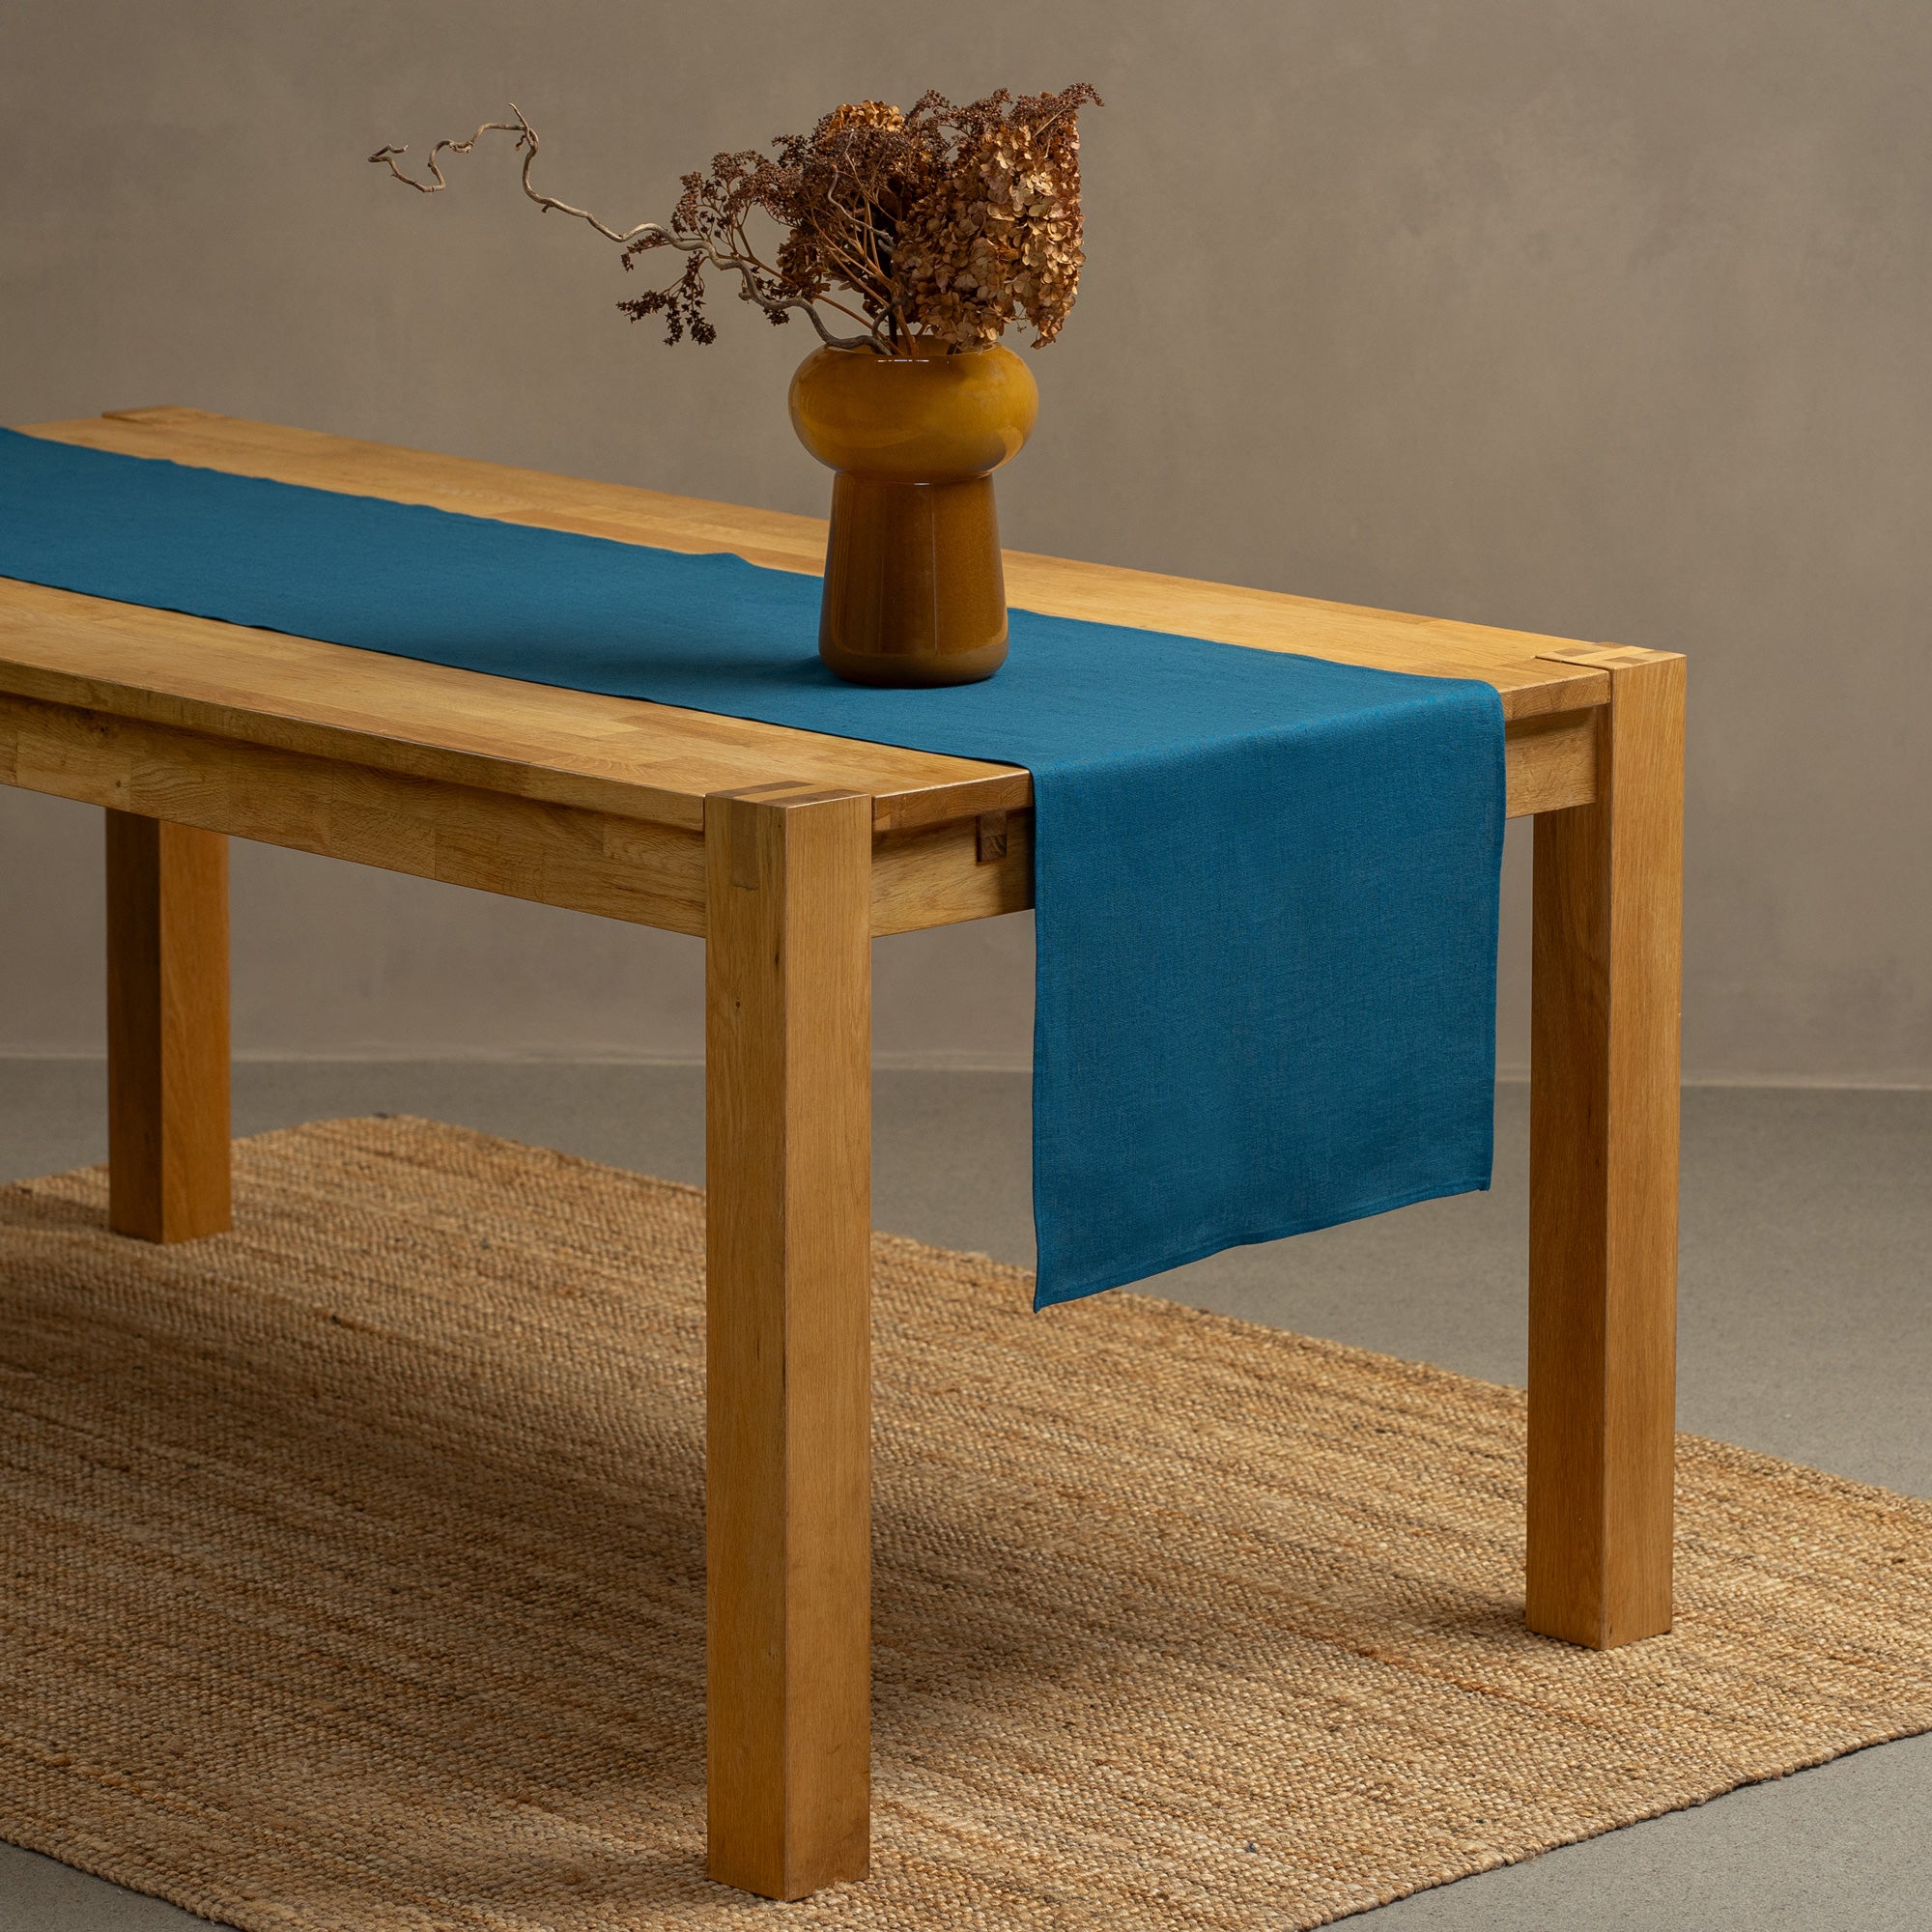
[1,1061,1927,1929]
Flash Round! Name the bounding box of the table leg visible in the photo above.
[703,785,873,1899]
[1526,652,1685,1648]
[104,810,231,1242]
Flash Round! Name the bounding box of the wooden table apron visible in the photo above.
[0,409,1686,1903]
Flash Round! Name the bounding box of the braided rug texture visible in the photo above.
[2,1116,1929,1932]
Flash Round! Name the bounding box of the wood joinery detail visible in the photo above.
[704,784,874,1898]
[104,810,232,1242]
[1526,654,1686,1649]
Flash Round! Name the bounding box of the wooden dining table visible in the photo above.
[0,406,1685,1902]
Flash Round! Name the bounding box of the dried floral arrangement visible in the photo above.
[371,86,1100,356]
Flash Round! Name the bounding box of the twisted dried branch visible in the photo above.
[369,104,872,349]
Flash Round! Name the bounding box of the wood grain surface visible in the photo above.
[49,408,1611,712]
[103,810,231,1242]
[1525,651,1686,1648]
[704,785,874,1897]
[0,687,1032,938]
[0,409,1609,843]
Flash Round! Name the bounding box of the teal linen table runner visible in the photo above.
[0,427,1506,1306]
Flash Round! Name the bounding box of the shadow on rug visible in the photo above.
[2,1117,1928,1930]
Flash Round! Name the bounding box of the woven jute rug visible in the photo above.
[3,1119,1929,1931]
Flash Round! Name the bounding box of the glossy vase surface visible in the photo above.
[788,341,1038,687]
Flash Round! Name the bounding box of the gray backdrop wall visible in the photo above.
[4,0,1927,1082]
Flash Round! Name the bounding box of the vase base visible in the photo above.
[816,471,1010,688]
[818,634,1008,688]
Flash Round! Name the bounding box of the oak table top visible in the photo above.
[2,408,1618,874]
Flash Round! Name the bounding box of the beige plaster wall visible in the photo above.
[2,0,1926,1080]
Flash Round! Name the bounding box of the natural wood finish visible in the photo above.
[104,811,232,1242]
[2,678,1555,939]
[12,689,707,933]
[1505,709,1597,819]
[870,810,1033,934]
[0,689,1035,938]
[0,581,1589,841]
[32,409,1608,714]
[1534,643,1675,672]
[704,783,874,1898]
[0,572,1024,838]
[11,408,1606,716]
[1526,650,1686,1648]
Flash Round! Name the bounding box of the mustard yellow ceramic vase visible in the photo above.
[788,341,1039,687]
